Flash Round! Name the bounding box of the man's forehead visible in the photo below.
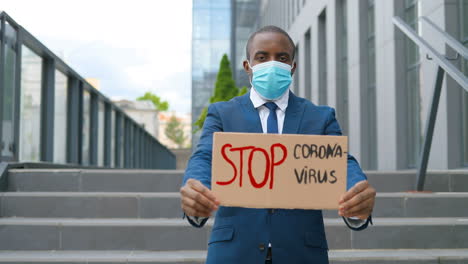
[250,32,294,54]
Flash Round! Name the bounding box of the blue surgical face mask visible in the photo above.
[248,60,293,100]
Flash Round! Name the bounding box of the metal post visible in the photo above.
[89,93,98,165]
[416,66,445,191]
[13,27,22,162]
[67,78,80,164]
[114,112,121,168]
[0,16,6,161]
[104,103,111,167]
[40,57,55,162]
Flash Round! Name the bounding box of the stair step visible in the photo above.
[0,217,467,250]
[0,192,181,218]
[0,249,467,263]
[2,192,468,218]
[366,170,468,192]
[7,169,184,192]
[7,169,468,192]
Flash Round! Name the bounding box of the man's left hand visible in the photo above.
[338,180,376,220]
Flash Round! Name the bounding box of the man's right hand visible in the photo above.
[180,179,220,218]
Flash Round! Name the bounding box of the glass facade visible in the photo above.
[110,109,116,167]
[53,70,68,163]
[1,22,17,159]
[19,46,42,162]
[192,0,232,147]
[365,0,377,169]
[97,101,105,166]
[404,0,422,168]
[460,0,468,166]
[233,0,260,88]
[337,0,349,135]
[318,9,327,105]
[82,90,91,165]
[304,29,312,101]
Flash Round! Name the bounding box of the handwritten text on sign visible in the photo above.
[212,132,347,209]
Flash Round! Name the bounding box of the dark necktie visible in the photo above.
[264,102,278,134]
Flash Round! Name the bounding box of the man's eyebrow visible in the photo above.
[254,51,268,56]
[276,52,291,57]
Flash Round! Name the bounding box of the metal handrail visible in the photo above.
[393,16,468,191]
[393,16,468,91]
[420,16,468,60]
[0,11,176,169]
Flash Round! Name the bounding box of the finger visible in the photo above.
[182,184,218,211]
[181,196,214,215]
[339,188,375,211]
[189,180,220,205]
[342,197,374,217]
[339,180,369,204]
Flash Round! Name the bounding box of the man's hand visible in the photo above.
[338,180,376,220]
[180,179,220,218]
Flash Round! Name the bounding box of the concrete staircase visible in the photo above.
[0,169,467,263]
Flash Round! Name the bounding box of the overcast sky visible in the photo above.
[2,0,192,114]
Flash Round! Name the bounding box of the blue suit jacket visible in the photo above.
[183,91,369,264]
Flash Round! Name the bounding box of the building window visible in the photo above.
[363,0,377,169]
[97,100,105,166]
[318,9,328,105]
[20,46,42,162]
[404,0,422,168]
[293,45,300,94]
[460,0,468,166]
[336,0,349,134]
[304,28,312,101]
[53,70,68,164]
[82,90,91,165]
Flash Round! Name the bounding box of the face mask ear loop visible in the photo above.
[247,60,254,88]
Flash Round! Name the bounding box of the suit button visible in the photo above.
[259,243,265,251]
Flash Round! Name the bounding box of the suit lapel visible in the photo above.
[238,91,263,133]
[282,91,305,134]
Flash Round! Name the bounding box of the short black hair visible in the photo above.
[245,25,296,61]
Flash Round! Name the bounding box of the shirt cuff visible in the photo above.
[344,217,366,228]
[186,215,209,226]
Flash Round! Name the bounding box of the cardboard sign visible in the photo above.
[212,132,347,210]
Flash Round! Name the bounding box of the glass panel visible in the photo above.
[406,66,422,167]
[2,39,16,158]
[82,90,90,165]
[463,0,468,40]
[110,109,115,167]
[20,46,42,162]
[53,70,68,163]
[97,101,105,166]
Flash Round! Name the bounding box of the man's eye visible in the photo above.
[258,56,265,60]
[280,57,287,61]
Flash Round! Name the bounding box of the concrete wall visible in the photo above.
[257,0,467,171]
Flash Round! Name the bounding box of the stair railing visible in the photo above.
[392,16,468,191]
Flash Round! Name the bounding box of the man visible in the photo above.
[180,25,376,264]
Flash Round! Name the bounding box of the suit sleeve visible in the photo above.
[182,104,223,228]
[324,107,372,231]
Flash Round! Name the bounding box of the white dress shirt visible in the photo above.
[188,88,366,230]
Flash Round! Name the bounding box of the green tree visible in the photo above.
[165,115,187,148]
[137,92,169,111]
[193,54,248,132]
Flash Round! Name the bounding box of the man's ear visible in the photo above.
[291,61,297,75]
[243,60,252,75]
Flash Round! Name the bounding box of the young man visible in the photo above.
[180,25,376,264]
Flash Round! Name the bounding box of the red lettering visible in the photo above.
[248,148,270,188]
[269,143,288,189]
[231,146,255,187]
[216,144,237,186]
